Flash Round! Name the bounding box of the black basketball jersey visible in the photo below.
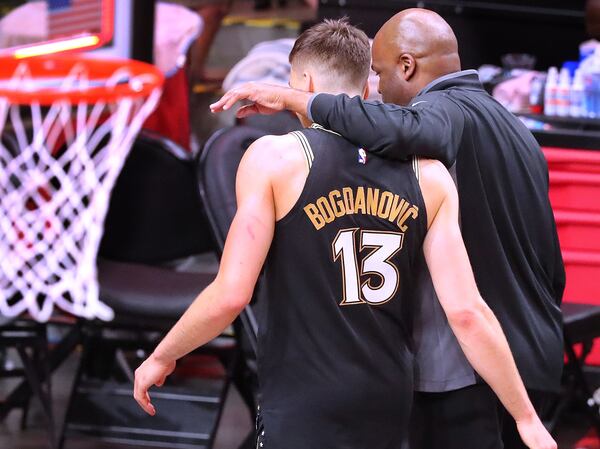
[256,125,428,449]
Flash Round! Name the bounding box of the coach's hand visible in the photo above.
[210,82,312,119]
[516,415,557,449]
[133,354,176,416]
[210,82,287,117]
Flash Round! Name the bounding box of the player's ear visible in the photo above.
[305,71,315,93]
[398,53,416,81]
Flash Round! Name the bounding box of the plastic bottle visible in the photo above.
[529,74,545,114]
[580,47,600,118]
[556,68,571,117]
[570,69,584,118]
[580,56,592,117]
[544,67,558,116]
[592,52,600,118]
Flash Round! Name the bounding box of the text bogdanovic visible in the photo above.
[304,186,419,231]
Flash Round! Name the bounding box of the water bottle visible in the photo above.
[556,68,571,117]
[544,67,558,116]
[529,74,545,114]
[570,69,584,118]
[580,47,600,118]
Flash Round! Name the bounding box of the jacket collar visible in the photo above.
[415,69,483,98]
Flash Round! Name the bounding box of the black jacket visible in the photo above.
[309,70,565,392]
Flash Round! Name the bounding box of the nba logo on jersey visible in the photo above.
[358,148,368,165]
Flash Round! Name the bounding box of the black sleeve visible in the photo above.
[309,93,465,167]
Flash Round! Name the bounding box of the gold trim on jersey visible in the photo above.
[290,130,314,170]
[310,123,342,137]
[412,156,420,181]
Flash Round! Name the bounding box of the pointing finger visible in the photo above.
[222,91,245,111]
[210,92,232,112]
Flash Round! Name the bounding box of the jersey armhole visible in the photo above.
[290,131,314,171]
[412,156,429,232]
[275,130,317,226]
[412,156,421,181]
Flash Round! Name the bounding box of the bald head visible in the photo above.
[371,8,461,105]
[381,9,459,62]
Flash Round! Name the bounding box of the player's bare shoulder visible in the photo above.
[240,133,307,180]
[238,133,310,221]
[417,159,458,228]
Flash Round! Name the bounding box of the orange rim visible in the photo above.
[0,54,164,105]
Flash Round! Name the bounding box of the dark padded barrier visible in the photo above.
[99,131,215,264]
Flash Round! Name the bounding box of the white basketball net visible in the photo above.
[0,61,162,322]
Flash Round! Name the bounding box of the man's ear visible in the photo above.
[304,71,315,93]
[398,53,416,81]
[362,81,370,99]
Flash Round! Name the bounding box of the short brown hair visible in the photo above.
[289,18,370,88]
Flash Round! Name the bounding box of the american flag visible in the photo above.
[48,0,107,40]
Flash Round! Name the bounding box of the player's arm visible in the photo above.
[420,160,556,449]
[134,137,278,416]
[210,84,463,167]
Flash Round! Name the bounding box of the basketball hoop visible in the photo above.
[0,55,164,322]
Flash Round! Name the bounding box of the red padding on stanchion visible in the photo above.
[543,147,600,174]
[555,210,600,252]
[562,251,600,305]
[549,171,600,213]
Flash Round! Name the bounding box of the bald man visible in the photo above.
[211,8,565,449]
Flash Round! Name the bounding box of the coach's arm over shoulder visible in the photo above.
[309,93,464,167]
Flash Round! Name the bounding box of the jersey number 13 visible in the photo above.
[332,229,404,306]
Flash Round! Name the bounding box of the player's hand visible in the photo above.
[210,82,289,118]
[133,353,176,416]
[516,415,557,449]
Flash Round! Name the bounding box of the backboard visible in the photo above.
[0,0,139,59]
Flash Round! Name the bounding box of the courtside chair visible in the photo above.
[59,131,239,449]
[550,303,600,435]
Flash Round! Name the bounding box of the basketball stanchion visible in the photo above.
[0,55,164,322]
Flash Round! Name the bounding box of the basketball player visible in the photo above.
[134,20,555,449]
